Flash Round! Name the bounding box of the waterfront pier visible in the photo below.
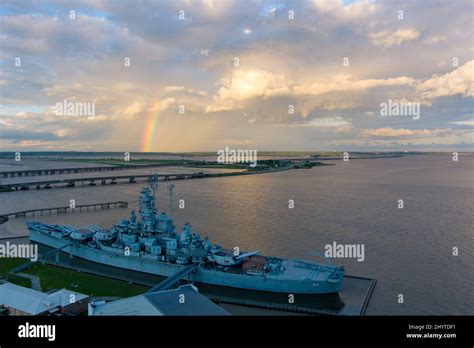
[0,201,128,222]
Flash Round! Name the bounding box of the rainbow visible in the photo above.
[141,100,160,152]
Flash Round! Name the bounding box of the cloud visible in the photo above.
[272,116,352,128]
[424,36,447,44]
[417,60,474,98]
[206,69,291,112]
[312,0,377,20]
[0,0,472,151]
[369,28,420,47]
[54,128,71,137]
[8,140,57,147]
[15,112,36,119]
[154,97,176,112]
[294,75,416,96]
[0,129,60,141]
[0,119,14,127]
[450,119,474,126]
[207,70,416,114]
[220,69,291,100]
[120,100,147,119]
[164,86,185,93]
[360,128,452,138]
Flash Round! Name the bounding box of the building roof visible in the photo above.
[0,282,88,315]
[89,284,229,316]
[89,296,161,315]
[43,288,89,308]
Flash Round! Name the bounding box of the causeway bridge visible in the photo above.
[0,172,208,191]
[0,164,174,178]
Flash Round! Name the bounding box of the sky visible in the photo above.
[0,0,473,152]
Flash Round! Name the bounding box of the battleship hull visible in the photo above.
[30,229,342,294]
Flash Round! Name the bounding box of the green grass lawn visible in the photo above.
[0,258,29,276]
[0,258,32,288]
[23,263,148,298]
[0,258,148,297]
[6,273,31,288]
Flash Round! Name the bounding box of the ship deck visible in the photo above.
[201,255,267,275]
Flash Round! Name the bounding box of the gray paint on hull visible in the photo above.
[30,230,341,294]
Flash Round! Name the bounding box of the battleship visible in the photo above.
[27,183,345,294]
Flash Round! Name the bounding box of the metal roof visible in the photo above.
[89,295,162,315]
[144,285,229,315]
[0,282,88,315]
[43,288,89,307]
[89,285,229,316]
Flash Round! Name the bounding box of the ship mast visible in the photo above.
[167,181,174,221]
[150,172,158,197]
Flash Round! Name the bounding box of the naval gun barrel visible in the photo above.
[235,250,260,260]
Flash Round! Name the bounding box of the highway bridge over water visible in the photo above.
[0,163,172,178]
[0,172,209,191]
